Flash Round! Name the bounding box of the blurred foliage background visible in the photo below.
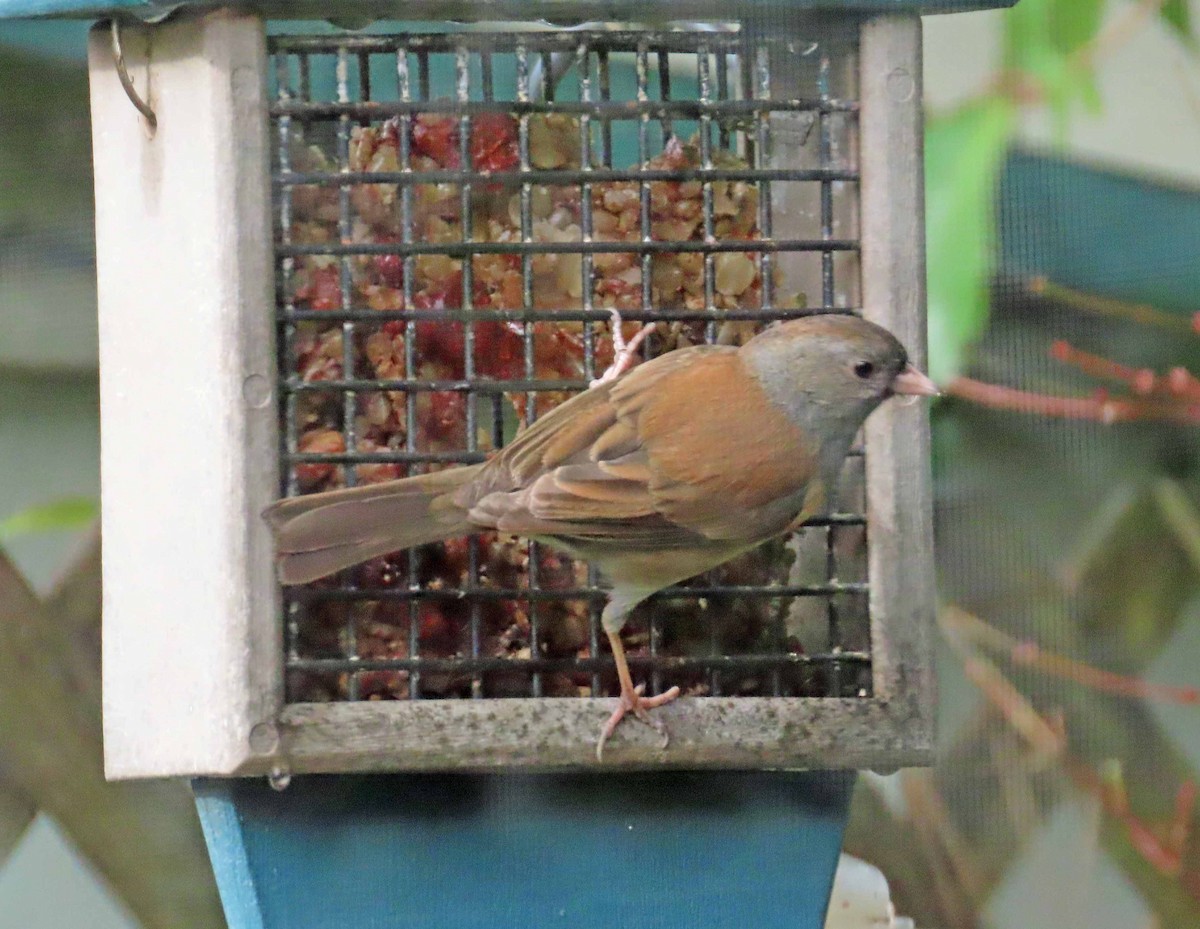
[3,2,1200,927]
[850,2,1200,927]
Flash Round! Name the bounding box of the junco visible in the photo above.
[266,314,937,757]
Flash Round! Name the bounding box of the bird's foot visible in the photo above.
[595,682,682,760]
[590,309,654,387]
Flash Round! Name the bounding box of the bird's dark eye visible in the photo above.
[853,361,875,379]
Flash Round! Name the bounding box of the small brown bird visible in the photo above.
[265,315,937,757]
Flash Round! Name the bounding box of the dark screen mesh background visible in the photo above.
[850,147,1200,923]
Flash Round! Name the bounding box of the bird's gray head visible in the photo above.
[739,314,936,443]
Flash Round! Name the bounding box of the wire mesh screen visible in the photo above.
[269,25,869,707]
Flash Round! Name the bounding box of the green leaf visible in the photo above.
[1003,0,1052,73]
[1161,0,1196,49]
[1002,0,1107,130]
[1004,0,1107,60]
[1047,0,1108,55]
[924,98,1016,385]
[1078,70,1104,114]
[0,497,98,541]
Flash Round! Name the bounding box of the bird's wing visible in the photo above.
[609,348,822,540]
[469,346,710,497]
[460,347,705,544]
[465,345,818,544]
[482,378,626,487]
[471,443,706,546]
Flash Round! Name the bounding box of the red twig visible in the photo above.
[1170,780,1198,859]
[939,608,1066,759]
[944,606,1200,706]
[943,606,1200,893]
[949,335,1200,426]
[950,278,1200,424]
[946,376,1200,426]
[1051,341,1200,402]
[1009,640,1200,706]
[1070,763,1196,881]
[1049,341,1158,394]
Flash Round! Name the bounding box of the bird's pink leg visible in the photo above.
[596,627,681,760]
[590,309,654,388]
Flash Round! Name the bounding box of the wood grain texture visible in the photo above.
[0,533,100,865]
[0,546,224,928]
[90,11,281,779]
[859,14,936,764]
[269,698,929,774]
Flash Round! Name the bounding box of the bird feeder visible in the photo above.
[61,0,991,782]
[2,2,1014,926]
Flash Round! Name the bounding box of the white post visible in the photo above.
[859,14,936,763]
[89,11,281,778]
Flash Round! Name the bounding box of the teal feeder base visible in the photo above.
[194,771,854,929]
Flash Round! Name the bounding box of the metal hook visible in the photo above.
[110,18,157,132]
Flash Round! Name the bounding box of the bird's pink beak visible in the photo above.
[891,363,940,397]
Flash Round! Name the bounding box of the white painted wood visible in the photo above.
[90,11,281,779]
[859,15,936,765]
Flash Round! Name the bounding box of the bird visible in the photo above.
[264,314,938,758]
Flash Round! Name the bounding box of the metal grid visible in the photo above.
[269,25,869,709]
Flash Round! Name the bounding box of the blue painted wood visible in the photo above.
[998,149,1200,316]
[194,771,854,929]
[194,785,268,929]
[0,0,1016,22]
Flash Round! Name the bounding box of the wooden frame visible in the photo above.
[90,11,283,779]
[858,13,936,766]
[94,10,933,778]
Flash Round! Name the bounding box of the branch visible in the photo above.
[949,283,1200,424]
[42,528,103,716]
[946,376,1200,425]
[948,333,1200,426]
[901,771,986,929]
[987,2,1170,108]
[937,606,1200,923]
[940,608,1067,760]
[943,605,1200,706]
[1068,759,1196,882]
[1050,342,1200,402]
[1028,278,1196,336]
[0,541,224,929]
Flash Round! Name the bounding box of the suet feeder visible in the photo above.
[2,1,1013,927]
[81,0,977,779]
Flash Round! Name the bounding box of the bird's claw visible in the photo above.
[590,309,655,388]
[595,682,682,761]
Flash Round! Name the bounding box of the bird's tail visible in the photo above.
[263,465,484,585]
